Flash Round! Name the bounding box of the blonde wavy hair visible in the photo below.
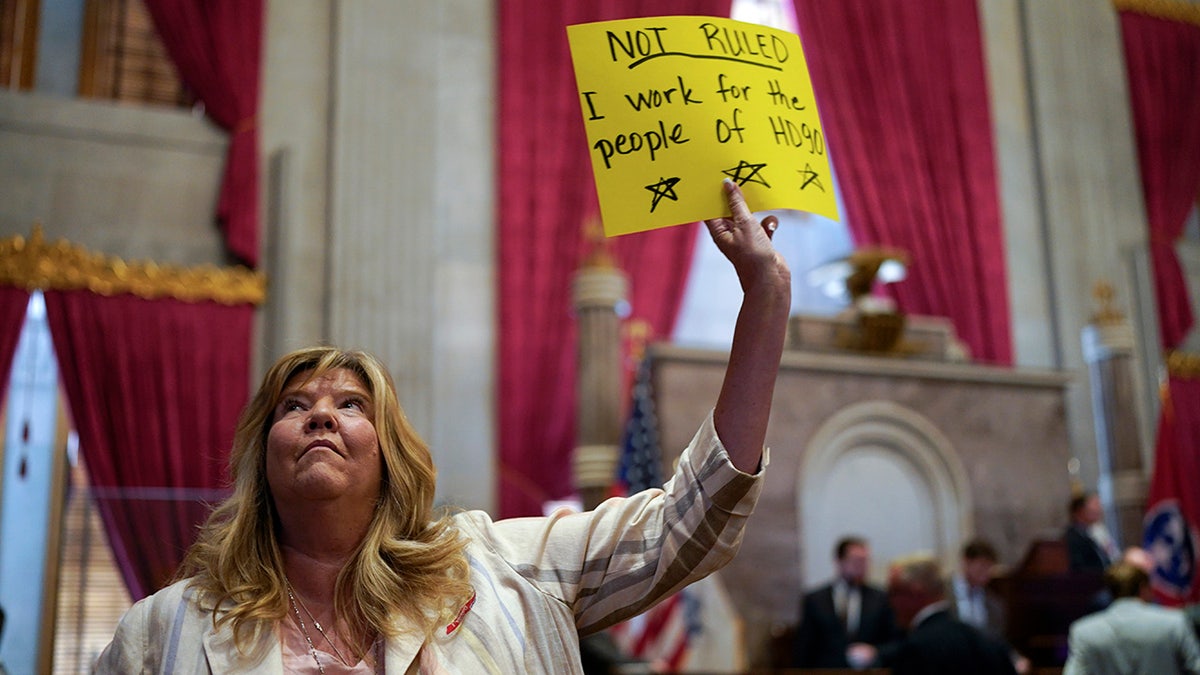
[177,346,473,650]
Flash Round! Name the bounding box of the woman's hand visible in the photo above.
[703,179,791,295]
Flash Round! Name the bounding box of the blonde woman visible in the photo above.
[95,180,790,673]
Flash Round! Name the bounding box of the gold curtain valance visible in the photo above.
[1166,350,1200,379]
[1114,0,1200,26]
[0,226,266,306]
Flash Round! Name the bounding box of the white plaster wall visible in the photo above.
[261,0,496,511]
[259,0,336,357]
[980,0,1056,370]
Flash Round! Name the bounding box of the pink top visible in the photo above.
[280,618,383,674]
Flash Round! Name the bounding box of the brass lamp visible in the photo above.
[806,247,910,353]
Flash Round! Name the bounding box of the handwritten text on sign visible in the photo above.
[567,16,838,236]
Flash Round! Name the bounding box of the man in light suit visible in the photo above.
[1064,561,1200,675]
[793,536,900,668]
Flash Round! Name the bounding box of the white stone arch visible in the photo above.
[796,400,973,587]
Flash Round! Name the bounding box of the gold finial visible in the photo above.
[581,213,617,269]
[1090,281,1125,325]
[624,318,652,363]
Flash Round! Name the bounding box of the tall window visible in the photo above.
[0,0,39,89]
[1,0,191,107]
[0,293,132,673]
[52,450,132,673]
[79,0,191,106]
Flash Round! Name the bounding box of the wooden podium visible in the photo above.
[992,539,1104,667]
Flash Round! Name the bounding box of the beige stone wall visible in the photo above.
[649,343,1072,667]
[0,91,227,267]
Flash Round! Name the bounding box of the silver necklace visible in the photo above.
[286,582,355,672]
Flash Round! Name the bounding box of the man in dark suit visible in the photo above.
[950,538,1030,673]
[887,554,1017,675]
[950,538,1006,636]
[793,536,900,668]
[1065,491,1116,572]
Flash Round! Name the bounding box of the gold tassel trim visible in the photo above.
[1114,0,1200,26]
[1166,350,1200,379]
[0,225,266,306]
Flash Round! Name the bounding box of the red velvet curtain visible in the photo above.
[498,0,731,518]
[793,0,1012,364]
[1120,7,1200,607]
[45,291,252,599]
[1118,10,1200,351]
[142,0,264,267]
[0,287,30,406]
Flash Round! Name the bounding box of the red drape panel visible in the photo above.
[1119,10,1200,609]
[498,0,730,518]
[0,284,30,403]
[1118,11,1200,351]
[142,0,264,267]
[793,0,1012,364]
[0,287,30,405]
[45,291,252,599]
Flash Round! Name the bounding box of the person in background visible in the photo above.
[950,538,1005,636]
[887,554,1016,675]
[95,180,792,673]
[950,538,1030,674]
[1065,491,1117,573]
[793,536,900,669]
[1063,561,1200,675]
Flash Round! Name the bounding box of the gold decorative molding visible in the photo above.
[1166,350,1200,379]
[624,318,653,363]
[580,213,618,270]
[0,226,266,306]
[1114,0,1200,26]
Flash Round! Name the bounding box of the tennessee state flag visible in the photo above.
[1143,375,1200,605]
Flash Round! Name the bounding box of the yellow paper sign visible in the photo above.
[568,16,838,236]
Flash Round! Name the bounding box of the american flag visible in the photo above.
[610,356,702,672]
[616,356,664,494]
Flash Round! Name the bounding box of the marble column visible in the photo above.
[980,0,1156,497]
[572,239,628,510]
[1081,283,1149,550]
[311,0,494,511]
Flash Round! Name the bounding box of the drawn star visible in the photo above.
[722,160,770,188]
[645,176,681,213]
[798,163,826,192]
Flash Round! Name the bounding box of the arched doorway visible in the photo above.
[798,401,973,587]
